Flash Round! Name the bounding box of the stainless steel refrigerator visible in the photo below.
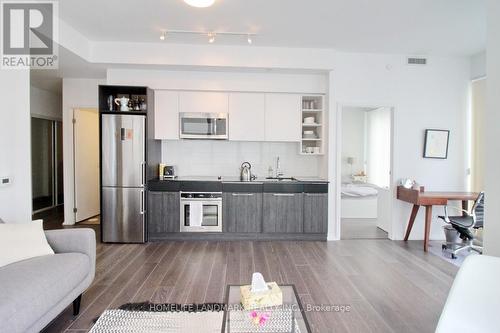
[101,114,146,243]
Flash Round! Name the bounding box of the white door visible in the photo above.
[74,108,100,222]
[179,91,228,114]
[228,92,265,141]
[265,93,301,142]
[155,90,179,140]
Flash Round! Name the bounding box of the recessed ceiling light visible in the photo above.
[183,0,215,8]
[160,31,167,40]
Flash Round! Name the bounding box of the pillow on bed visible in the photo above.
[0,220,54,268]
[0,218,4,223]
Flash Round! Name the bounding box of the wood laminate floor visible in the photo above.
[39,208,458,333]
[341,218,389,239]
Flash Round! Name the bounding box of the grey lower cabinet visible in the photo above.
[223,192,262,233]
[263,193,304,233]
[148,191,180,235]
[303,193,328,233]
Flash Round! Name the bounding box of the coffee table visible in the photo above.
[221,284,311,333]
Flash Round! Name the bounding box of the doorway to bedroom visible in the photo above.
[340,106,393,239]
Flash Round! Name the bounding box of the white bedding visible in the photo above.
[341,183,378,197]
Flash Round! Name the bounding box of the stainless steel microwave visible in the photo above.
[179,112,228,139]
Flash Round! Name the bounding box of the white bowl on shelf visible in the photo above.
[303,117,315,124]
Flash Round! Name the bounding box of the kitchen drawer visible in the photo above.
[303,183,328,193]
[222,182,263,193]
[263,183,303,193]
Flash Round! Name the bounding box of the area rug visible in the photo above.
[90,303,224,333]
[90,302,302,333]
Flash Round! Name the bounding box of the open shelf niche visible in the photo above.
[300,95,324,155]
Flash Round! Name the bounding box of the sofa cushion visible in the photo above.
[0,253,90,332]
[0,220,54,268]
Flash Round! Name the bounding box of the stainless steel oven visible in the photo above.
[180,192,223,232]
[179,112,228,139]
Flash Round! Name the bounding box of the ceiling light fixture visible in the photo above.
[183,0,215,8]
[208,32,216,43]
[158,30,256,44]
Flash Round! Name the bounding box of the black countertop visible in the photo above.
[148,177,329,193]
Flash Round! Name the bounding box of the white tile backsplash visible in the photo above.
[161,140,321,178]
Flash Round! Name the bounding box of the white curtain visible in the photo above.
[365,107,391,188]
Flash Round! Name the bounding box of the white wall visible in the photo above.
[341,108,366,181]
[162,141,320,178]
[0,70,32,223]
[470,51,487,80]
[62,78,103,225]
[330,54,470,241]
[107,69,327,94]
[484,0,500,256]
[30,86,62,120]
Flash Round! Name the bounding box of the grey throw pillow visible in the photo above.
[0,218,4,223]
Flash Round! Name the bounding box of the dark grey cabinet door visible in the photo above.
[162,192,180,233]
[148,191,164,234]
[303,193,328,233]
[148,191,180,234]
[223,193,262,233]
[263,193,303,233]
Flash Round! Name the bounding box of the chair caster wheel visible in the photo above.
[451,254,457,259]
[442,244,447,251]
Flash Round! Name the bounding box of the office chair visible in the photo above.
[438,192,484,259]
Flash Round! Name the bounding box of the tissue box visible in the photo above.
[240,282,283,310]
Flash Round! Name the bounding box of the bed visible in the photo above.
[341,183,379,218]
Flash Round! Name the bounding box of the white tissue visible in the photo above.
[251,272,269,293]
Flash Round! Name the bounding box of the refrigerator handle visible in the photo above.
[141,162,146,186]
[140,190,145,215]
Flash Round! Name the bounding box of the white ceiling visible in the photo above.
[59,0,486,56]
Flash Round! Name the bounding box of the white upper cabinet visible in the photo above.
[179,91,229,115]
[154,90,179,140]
[228,92,265,141]
[264,93,301,142]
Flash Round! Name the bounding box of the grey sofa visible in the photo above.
[0,228,96,333]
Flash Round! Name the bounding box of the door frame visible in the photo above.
[334,103,396,240]
[31,115,63,214]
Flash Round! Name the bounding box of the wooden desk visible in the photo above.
[397,186,478,251]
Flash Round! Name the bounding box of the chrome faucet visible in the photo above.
[275,156,284,178]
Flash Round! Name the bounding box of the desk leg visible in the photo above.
[424,205,432,252]
[404,205,420,241]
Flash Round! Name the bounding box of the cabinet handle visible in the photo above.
[305,193,326,196]
[141,162,146,186]
[140,190,145,214]
[232,193,255,196]
[272,193,295,197]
